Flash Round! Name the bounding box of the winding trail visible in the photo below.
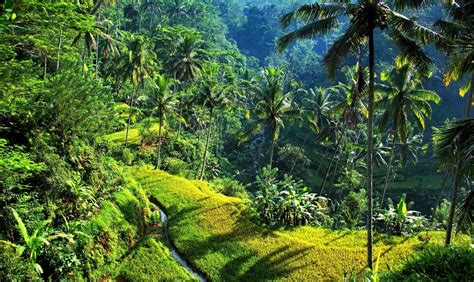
[158,207,207,282]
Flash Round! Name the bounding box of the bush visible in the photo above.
[0,245,40,281]
[163,157,190,177]
[340,189,367,229]
[211,177,248,199]
[384,245,474,280]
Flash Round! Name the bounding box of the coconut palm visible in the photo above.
[196,64,233,180]
[433,118,473,245]
[277,1,441,268]
[376,63,441,207]
[289,87,335,174]
[147,75,181,169]
[239,67,299,168]
[141,0,162,32]
[121,37,156,146]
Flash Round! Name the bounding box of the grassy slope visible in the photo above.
[115,236,197,281]
[80,185,194,281]
[132,167,466,281]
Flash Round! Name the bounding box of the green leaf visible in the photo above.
[459,79,471,98]
[11,208,29,244]
[11,13,16,20]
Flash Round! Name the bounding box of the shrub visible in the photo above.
[0,245,40,281]
[163,157,190,177]
[383,245,474,280]
[340,189,367,229]
[376,195,427,235]
[211,177,248,199]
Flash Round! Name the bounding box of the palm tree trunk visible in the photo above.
[466,74,473,118]
[366,27,375,270]
[289,131,311,174]
[445,168,461,246]
[269,126,276,169]
[57,28,63,72]
[125,86,136,147]
[199,108,213,180]
[43,56,48,80]
[380,131,398,208]
[156,112,163,169]
[320,129,343,196]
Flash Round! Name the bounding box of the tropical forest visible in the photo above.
[0,0,473,281]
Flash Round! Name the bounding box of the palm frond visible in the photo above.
[277,17,340,53]
[280,3,347,29]
[392,0,436,11]
[323,21,365,79]
[388,29,433,77]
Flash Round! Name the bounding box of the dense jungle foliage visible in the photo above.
[0,0,473,281]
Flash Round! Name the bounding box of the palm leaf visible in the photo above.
[277,17,340,53]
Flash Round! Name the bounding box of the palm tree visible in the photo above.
[166,0,190,25]
[197,63,233,180]
[141,0,162,32]
[435,0,473,118]
[434,118,473,246]
[166,35,206,136]
[147,75,181,169]
[121,37,156,146]
[290,87,335,174]
[239,67,299,168]
[376,63,441,207]
[277,1,440,268]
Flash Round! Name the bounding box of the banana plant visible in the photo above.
[0,208,74,274]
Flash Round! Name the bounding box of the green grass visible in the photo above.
[131,167,469,280]
[79,185,194,280]
[114,236,198,281]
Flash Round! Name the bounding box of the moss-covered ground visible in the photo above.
[132,166,468,281]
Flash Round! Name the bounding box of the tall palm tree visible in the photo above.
[434,118,473,245]
[196,63,233,180]
[121,37,156,146]
[239,67,299,168]
[435,0,473,117]
[166,0,190,25]
[376,63,441,207]
[290,87,335,174]
[147,74,181,169]
[277,1,441,268]
[141,0,162,32]
[166,35,206,135]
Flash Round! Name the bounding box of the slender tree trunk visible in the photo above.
[289,131,311,174]
[156,112,164,169]
[269,126,276,169]
[432,173,449,220]
[445,168,461,246]
[366,27,375,270]
[81,46,86,75]
[380,131,398,208]
[466,74,473,118]
[57,28,63,72]
[95,34,99,79]
[125,86,136,147]
[320,129,343,196]
[43,56,48,80]
[199,108,213,180]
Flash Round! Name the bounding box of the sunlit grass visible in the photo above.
[132,167,469,280]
